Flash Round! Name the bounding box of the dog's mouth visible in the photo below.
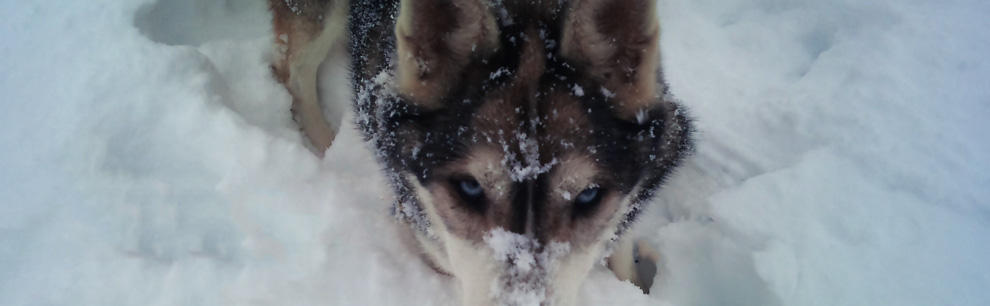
[484,228,571,306]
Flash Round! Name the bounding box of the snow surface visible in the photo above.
[1,0,989,305]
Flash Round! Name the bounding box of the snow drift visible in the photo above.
[1,0,988,305]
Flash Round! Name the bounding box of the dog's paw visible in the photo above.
[631,240,660,293]
[608,238,661,293]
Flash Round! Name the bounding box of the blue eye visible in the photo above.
[459,179,484,197]
[573,187,604,217]
[576,187,600,204]
[452,178,486,213]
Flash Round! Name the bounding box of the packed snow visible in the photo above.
[1,0,989,305]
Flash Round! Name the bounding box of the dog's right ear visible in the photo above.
[561,0,662,122]
[396,0,500,108]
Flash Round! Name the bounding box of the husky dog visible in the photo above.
[269,0,691,304]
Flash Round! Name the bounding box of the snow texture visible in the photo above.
[484,228,570,306]
[1,0,989,305]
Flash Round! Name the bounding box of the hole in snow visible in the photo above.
[134,0,270,46]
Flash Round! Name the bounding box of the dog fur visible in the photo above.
[269,1,692,305]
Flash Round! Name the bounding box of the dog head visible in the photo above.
[369,0,691,304]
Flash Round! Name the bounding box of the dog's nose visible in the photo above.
[485,225,574,306]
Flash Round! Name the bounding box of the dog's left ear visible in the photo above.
[395,0,500,108]
[561,0,662,121]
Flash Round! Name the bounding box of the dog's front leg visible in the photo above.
[269,0,349,156]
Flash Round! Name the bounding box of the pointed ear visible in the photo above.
[395,0,500,107]
[561,0,663,121]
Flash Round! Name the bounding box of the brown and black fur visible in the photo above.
[352,0,690,245]
[271,0,692,304]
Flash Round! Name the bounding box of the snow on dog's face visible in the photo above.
[374,0,691,305]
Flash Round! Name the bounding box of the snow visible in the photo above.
[571,84,585,97]
[1,0,988,305]
[484,228,570,306]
